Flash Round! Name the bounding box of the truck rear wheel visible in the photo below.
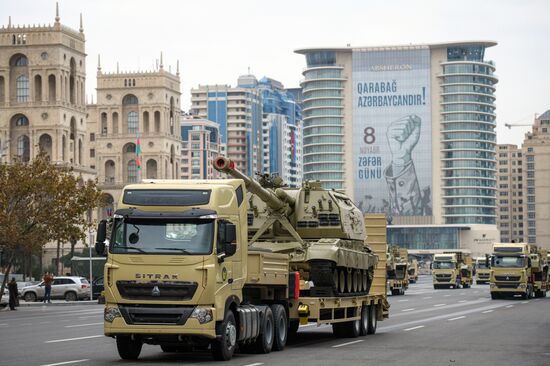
[212,311,237,361]
[332,319,360,338]
[254,306,274,354]
[270,304,287,351]
[116,336,142,360]
[367,305,378,334]
[360,305,368,336]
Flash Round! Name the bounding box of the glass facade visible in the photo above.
[300,52,344,190]
[440,47,497,225]
[388,227,460,250]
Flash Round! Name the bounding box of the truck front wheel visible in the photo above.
[116,336,142,360]
[212,311,237,361]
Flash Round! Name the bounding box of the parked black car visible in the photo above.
[92,276,104,300]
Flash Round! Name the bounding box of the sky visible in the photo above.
[3,0,549,146]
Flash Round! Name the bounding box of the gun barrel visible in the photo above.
[213,157,286,211]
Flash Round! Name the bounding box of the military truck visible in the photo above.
[408,259,419,284]
[474,255,491,284]
[490,243,548,299]
[95,157,389,361]
[387,246,409,295]
[432,251,473,289]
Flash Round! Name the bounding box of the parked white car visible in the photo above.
[20,276,90,302]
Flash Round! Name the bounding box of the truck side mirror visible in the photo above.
[95,220,107,255]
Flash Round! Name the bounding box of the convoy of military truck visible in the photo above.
[93,155,550,362]
[432,251,473,289]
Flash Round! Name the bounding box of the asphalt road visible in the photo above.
[1,275,549,366]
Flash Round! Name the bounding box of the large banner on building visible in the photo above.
[352,49,432,216]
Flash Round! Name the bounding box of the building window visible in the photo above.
[90,133,95,141]
[17,135,30,162]
[127,160,138,183]
[128,111,138,133]
[14,55,28,66]
[15,116,29,126]
[16,75,29,102]
[90,149,95,158]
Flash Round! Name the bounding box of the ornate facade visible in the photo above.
[87,55,182,217]
[0,9,93,179]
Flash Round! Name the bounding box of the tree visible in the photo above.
[0,152,102,297]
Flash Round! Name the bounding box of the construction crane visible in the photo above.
[504,123,532,129]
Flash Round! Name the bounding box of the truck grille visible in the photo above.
[495,282,519,289]
[119,305,194,325]
[116,281,198,301]
[478,273,490,279]
[494,276,520,282]
[435,274,452,281]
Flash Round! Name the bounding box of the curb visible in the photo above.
[5,300,100,307]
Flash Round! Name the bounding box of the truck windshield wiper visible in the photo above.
[116,245,147,253]
[155,247,192,254]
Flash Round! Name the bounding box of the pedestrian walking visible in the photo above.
[8,278,18,311]
[43,271,54,303]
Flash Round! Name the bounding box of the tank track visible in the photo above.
[309,260,374,297]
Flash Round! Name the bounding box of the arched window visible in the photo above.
[127,160,138,183]
[39,134,53,158]
[122,94,138,105]
[34,74,42,101]
[17,135,30,162]
[16,75,29,102]
[146,159,157,179]
[104,160,115,184]
[128,111,138,133]
[48,74,56,101]
[14,55,28,66]
[15,115,29,126]
[124,143,136,153]
[62,135,66,161]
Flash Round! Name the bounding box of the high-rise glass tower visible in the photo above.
[440,46,498,224]
[300,52,345,190]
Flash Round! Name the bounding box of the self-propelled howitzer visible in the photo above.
[213,156,378,297]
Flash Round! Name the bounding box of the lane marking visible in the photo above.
[458,300,467,303]
[40,321,51,324]
[401,308,415,312]
[404,325,425,332]
[45,335,103,343]
[398,299,409,302]
[422,296,432,299]
[21,323,31,326]
[521,301,529,304]
[448,316,466,321]
[332,340,364,348]
[40,360,89,366]
[444,294,451,297]
[482,310,493,314]
[242,363,264,366]
[505,305,514,308]
[65,322,103,328]
[433,304,446,307]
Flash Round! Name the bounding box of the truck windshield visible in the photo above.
[477,262,488,269]
[433,261,454,269]
[493,255,525,268]
[111,218,214,255]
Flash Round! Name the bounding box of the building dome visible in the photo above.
[539,109,550,118]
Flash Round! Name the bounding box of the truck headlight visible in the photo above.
[190,307,213,324]
[490,283,496,288]
[104,306,122,323]
[518,283,527,288]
